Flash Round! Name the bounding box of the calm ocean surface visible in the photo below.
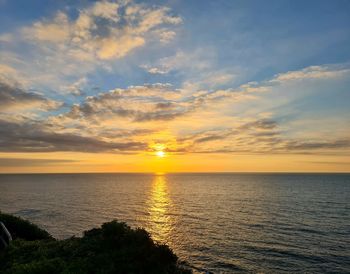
[0,173,349,273]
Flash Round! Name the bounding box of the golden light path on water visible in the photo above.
[147,174,173,243]
[1,174,349,273]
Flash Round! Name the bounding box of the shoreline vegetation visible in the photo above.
[0,212,192,274]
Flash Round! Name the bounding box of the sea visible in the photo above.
[0,173,349,273]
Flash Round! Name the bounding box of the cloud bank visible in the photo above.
[0,63,349,156]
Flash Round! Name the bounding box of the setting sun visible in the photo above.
[156,151,165,158]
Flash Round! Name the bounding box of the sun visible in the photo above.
[156,151,165,158]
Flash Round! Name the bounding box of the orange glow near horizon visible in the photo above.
[0,151,350,173]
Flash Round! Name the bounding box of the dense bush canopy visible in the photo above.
[0,211,52,241]
[0,212,191,274]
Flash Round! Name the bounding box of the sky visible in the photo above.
[0,0,349,173]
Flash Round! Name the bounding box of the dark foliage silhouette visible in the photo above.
[0,212,191,274]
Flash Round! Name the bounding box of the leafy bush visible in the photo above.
[0,211,52,241]
[0,213,191,274]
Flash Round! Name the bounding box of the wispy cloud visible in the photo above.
[273,65,350,82]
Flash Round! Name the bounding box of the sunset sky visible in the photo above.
[0,0,349,173]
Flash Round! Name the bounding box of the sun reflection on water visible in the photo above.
[147,174,173,243]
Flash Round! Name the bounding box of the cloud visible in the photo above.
[158,30,177,43]
[0,79,62,112]
[239,119,277,130]
[0,62,349,156]
[140,65,169,74]
[0,33,13,42]
[172,118,280,154]
[284,139,350,151]
[0,0,182,97]
[23,12,70,42]
[0,64,26,85]
[177,133,350,155]
[141,50,211,75]
[97,36,145,59]
[58,81,253,125]
[191,130,235,144]
[21,1,182,61]
[171,116,350,155]
[0,158,77,167]
[61,83,191,123]
[60,77,88,96]
[273,65,350,82]
[40,63,350,156]
[0,119,147,153]
[141,49,239,92]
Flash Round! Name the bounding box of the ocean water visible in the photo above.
[0,173,349,273]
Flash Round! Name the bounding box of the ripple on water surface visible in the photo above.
[0,173,349,273]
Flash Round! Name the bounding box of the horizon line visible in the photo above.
[1,171,349,175]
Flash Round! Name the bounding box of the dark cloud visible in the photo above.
[179,119,279,145]
[252,131,280,137]
[239,119,277,130]
[62,83,258,124]
[0,119,147,153]
[195,134,228,143]
[173,118,350,155]
[0,80,62,111]
[194,129,237,143]
[0,158,77,167]
[155,102,174,109]
[98,128,156,139]
[70,103,189,122]
[177,129,232,143]
[133,109,189,122]
[285,140,350,151]
[64,85,191,122]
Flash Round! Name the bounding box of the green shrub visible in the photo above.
[0,213,191,274]
[0,212,52,241]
